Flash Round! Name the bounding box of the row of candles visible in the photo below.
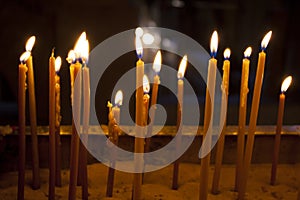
[17,28,296,200]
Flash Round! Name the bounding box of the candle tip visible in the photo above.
[177,55,188,79]
[261,31,272,50]
[25,36,36,52]
[244,47,252,58]
[153,50,162,73]
[143,75,150,93]
[114,90,123,106]
[135,36,143,59]
[210,31,218,57]
[281,76,292,93]
[107,101,112,108]
[223,48,231,59]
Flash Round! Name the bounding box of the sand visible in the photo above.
[0,163,299,199]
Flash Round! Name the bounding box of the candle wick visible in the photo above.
[51,48,55,57]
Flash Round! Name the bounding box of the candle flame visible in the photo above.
[19,51,31,63]
[143,75,150,93]
[66,50,76,64]
[82,39,89,64]
[135,27,144,38]
[210,31,218,56]
[177,55,188,79]
[55,56,62,72]
[25,36,36,52]
[223,48,231,59]
[135,36,143,59]
[74,32,87,59]
[114,90,123,106]
[153,50,162,73]
[244,47,252,58]
[281,76,292,93]
[261,31,272,50]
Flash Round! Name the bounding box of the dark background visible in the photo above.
[0,0,299,126]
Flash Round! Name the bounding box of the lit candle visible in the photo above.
[80,37,89,200]
[54,56,62,187]
[144,51,162,157]
[199,31,218,200]
[133,31,144,200]
[106,91,123,197]
[239,31,272,199]
[143,75,150,126]
[18,52,30,200]
[172,55,188,190]
[270,76,292,185]
[212,48,231,194]
[235,47,252,192]
[48,49,56,200]
[25,36,40,189]
[68,32,84,200]
[112,90,123,124]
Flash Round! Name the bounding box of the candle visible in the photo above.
[212,48,231,194]
[270,76,292,185]
[199,31,218,200]
[54,57,62,187]
[238,31,272,199]
[112,90,123,124]
[145,51,162,156]
[106,91,123,197]
[143,75,150,126]
[133,33,144,200]
[172,55,188,190]
[80,38,90,200]
[25,36,40,189]
[68,32,84,200]
[235,47,252,192]
[18,52,30,200]
[48,49,56,200]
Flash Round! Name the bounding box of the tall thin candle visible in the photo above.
[172,55,188,190]
[106,91,123,197]
[54,57,62,187]
[235,47,252,192]
[212,48,231,194]
[68,32,84,200]
[145,51,162,155]
[80,38,90,200]
[133,34,144,200]
[199,31,218,200]
[25,36,40,189]
[270,76,292,185]
[239,31,272,199]
[48,50,56,200]
[18,52,30,200]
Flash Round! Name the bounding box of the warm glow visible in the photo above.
[135,36,143,59]
[143,75,150,93]
[142,33,154,45]
[25,36,36,52]
[210,31,218,55]
[82,39,89,64]
[135,27,144,38]
[223,48,231,59]
[55,56,62,72]
[244,47,252,58]
[281,76,292,93]
[153,50,162,73]
[261,31,272,50]
[66,50,76,64]
[19,52,31,63]
[114,90,123,106]
[74,32,86,58]
[177,55,188,79]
